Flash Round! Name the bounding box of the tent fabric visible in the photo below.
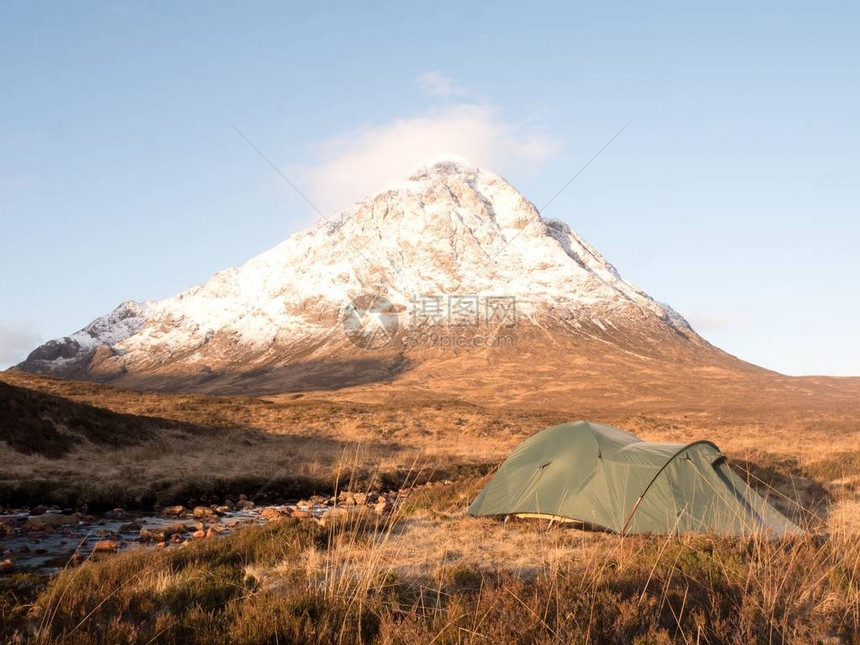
[468,421,802,536]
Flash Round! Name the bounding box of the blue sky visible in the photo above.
[2,1,858,375]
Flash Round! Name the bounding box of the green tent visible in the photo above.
[468,421,802,536]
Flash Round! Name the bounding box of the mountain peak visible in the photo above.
[407,153,476,181]
[16,161,700,391]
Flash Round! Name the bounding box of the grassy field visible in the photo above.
[2,482,859,644]
[1,371,859,516]
[2,372,860,643]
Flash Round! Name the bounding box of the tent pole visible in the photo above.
[621,496,643,536]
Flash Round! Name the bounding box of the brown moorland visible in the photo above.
[2,335,860,644]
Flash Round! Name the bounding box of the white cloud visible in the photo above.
[296,103,560,215]
[416,71,466,97]
[0,320,40,368]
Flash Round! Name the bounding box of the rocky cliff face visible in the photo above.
[16,157,713,393]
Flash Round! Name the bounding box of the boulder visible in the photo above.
[260,507,290,522]
[160,506,186,518]
[166,523,188,537]
[192,529,206,539]
[140,528,164,542]
[139,522,187,542]
[92,540,119,553]
[0,558,14,573]
[292,510,311,519]
[192,506,216,519]
[119,521,142,532]
[24,514,77,531]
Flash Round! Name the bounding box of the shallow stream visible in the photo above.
[0,501,331,577]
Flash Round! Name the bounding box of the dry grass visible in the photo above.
[3,487,859,645]
[0,372,549,509]
[5,370,860,463]
[1,371,858,525]
[2,370,860,642]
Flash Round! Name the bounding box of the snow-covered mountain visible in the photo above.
[16,157,710,392]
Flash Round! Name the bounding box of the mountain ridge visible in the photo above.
[17,158,732,394]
